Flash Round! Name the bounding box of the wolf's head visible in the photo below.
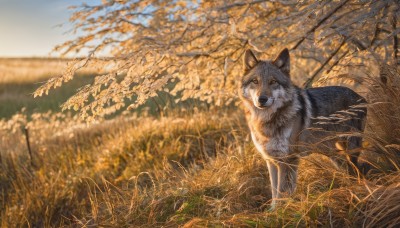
[240,48,295,112]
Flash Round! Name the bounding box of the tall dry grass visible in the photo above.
[1,63,400,227]
[362,64,400,172]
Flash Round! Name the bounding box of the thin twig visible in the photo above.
[24,127,34,167]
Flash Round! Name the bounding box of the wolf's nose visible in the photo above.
[258,96,269,104]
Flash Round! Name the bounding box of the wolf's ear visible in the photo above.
[244,49,258,71]
[273,48,290,75]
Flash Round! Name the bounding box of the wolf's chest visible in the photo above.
[249,126,292,159]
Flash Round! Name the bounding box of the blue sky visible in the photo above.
[0,0,99,57]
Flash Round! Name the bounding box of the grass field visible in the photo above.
[0,58,96,119]
[1,58,400,227]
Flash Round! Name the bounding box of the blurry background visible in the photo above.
[0,0,100,118]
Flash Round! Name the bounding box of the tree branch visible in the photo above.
[292,0,349,50]
[303,39,346,88]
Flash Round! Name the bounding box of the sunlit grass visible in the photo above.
[0,58,68,84]
[0,58,99,84]
[1,107,400,227]
[0,59,400,226]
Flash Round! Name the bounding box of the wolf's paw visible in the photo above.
[267,205,276,212]
[265,200,277,212]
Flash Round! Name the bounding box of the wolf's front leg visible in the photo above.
[276,157,299,200]
[266,160,278,208]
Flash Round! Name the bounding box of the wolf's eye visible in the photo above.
[251,78,258,84]
[270,79,277,85]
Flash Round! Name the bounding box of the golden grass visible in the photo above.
[1,61,400,227]
[0,58,102,84]
[0,103,400,227]
[0,58,68,84]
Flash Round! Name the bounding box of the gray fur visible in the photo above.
[240,49,368,209]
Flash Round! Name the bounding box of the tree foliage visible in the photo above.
[34,0,400,119]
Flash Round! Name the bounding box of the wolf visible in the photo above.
[239,48,369,208]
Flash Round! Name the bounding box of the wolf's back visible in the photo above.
[306,86,366,118]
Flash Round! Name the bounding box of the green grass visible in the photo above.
[0,74,94,119]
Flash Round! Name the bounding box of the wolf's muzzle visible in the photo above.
[257,95,274,108]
